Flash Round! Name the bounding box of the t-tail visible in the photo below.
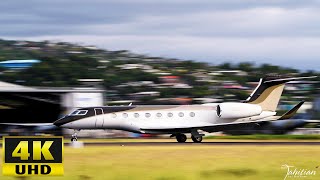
[244,76,317,111]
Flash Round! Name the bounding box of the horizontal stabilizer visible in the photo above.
[278,101,304,120]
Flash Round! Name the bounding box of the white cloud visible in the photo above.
[8,34,319,70]
[85,7,320,38]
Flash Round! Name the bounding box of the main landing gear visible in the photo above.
[191,129,204,143]
[172,133,203,143]
[172,130,204,143]
[71,130,80,142]
[191,135,202,143]
[176,134,187,143]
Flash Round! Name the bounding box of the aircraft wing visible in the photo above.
[0,123,54,126]
[140,118,280,133]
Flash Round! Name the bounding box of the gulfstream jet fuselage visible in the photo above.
[52,76,317,142]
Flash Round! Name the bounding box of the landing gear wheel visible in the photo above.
[191,135,202,143]
[176,134,187,143]
[71,129,80,142]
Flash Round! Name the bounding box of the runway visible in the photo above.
[65,141,320,146]
[1,140,320,148]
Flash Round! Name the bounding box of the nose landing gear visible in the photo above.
[71,130,80,142]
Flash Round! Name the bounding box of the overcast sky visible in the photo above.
[1,0,320,71]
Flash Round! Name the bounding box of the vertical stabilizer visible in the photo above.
[245,76,317,111]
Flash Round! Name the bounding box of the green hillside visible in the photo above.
[0,39,318,107]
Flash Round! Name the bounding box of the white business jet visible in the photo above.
[52,76,317,142]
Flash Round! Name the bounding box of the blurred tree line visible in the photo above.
[0,39,318,103]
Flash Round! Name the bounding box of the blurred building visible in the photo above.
[0,80,104,135]
[0,59,41,69]
[159,76,180,83]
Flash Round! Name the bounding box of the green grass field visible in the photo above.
[1,144,320,180]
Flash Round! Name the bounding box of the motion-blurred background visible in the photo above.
[0,39,318,137]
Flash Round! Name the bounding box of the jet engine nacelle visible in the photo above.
[216,102,262,119]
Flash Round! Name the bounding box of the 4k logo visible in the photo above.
[2,136,64,176]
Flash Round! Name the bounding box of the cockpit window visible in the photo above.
[70,110,88,116]
[70,111,80,115]
[77,110,88,115]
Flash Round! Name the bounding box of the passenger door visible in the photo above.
[94,108,104,128]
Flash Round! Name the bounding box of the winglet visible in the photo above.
[278,101,304,120]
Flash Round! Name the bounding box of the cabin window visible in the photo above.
[145,113,151,118]
[156,113,162,117]
[111,113,117,118]
[178,112,184,117]
[190,112,195,117]
[134,113,139,118]
[168,112,173,117]
[123,113,128,118]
